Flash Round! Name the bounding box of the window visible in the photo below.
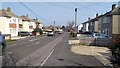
[10,28,16,34]
[103,17,107,23]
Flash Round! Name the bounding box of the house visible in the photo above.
[98,4,120,37]
[0,7,19,37]
[19,15,39,33]
[77,23,83,32]
[82,17,91,32]
[108,4,120,36]
[19,15,31,32]
[32,18,43,30]
[89,14,99,33]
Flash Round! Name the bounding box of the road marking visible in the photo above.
[35,42,40,44]
[27,45,32,46]
[29,38,39,41]
[41,36,47,38]
[40,49,54,66]
[29,36,46,42]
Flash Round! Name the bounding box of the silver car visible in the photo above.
[92,33,109,39]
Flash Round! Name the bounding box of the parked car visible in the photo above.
[18,31,32,36]
[47,30,55,36]
[92,33,109,39]
[0,33,6,55]
[82,31,93,37]
[78,30,83,34]
[58,29,63,34]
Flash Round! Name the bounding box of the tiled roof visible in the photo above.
[31,19,42,24]
[0,9,18,17]
[19,15,31,21]
[108,7,120,15]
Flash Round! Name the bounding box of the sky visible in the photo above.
[1,2,119,26]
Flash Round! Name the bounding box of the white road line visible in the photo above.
[41,36,47,38]
[35,42,40,44]
[29,38,39,41]
[27,45,32,46]
[40,49,54,66]
[29,36,46,42]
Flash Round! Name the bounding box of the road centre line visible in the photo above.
[40,49,54,66]
[29,38,39,41]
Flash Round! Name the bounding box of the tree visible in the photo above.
[67,21,76,37]
[61,25,65,29]
[33,24,43,35]
[67,21,74,32]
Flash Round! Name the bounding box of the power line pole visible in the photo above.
[75,8,77,27]
[54,21,55,27]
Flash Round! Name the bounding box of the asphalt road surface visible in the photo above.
[5,32,104,66]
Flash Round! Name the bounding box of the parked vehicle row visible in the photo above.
[18,31,32,36]
[92,33,109,39]
[78,31,110,39]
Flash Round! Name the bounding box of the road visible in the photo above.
[5,32,104,66]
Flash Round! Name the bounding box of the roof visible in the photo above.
[19,15,31,21]
[0,9,18,17]
[31,19,42,24]
[108,7,120,15]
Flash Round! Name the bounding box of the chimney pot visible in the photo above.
[88,17,90,21]
[26,14,28,17]
[36,18,38,20]
[112,4,116,10]
[96,13,98,18]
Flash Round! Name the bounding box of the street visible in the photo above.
[5,32,104,66]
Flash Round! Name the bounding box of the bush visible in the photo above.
[33,27,43,35]
[110,35,120,68]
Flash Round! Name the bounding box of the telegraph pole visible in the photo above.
[75,8,77,27]
[54,21,55,27]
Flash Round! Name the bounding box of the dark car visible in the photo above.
[82,31,93,37]
[0,33,6,55]
[18,31,32,36]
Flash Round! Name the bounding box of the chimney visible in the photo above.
[36,18,38,21]
[7,7,11,12]
[96,13,98,18]
[88,17,90,21]
[112,4,116,10]
[26,14,28,17]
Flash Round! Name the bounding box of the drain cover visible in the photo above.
[58,58,64,61]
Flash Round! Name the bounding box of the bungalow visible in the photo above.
[0,7,19,37]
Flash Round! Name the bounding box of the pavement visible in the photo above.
[11,36,28,40]
[71,45,112,66]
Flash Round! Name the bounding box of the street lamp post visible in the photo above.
[75,8,77,27]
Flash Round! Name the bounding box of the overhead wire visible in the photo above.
[17,0,52,23]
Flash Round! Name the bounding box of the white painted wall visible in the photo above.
[86,23,89,31]
[78,24,83,32]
